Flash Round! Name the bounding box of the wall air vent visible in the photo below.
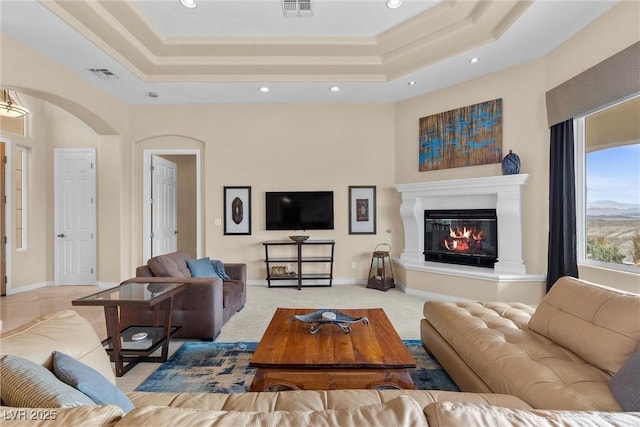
[88,68,119,79]
[282,0,312,17]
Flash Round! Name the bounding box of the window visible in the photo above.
[576,96,640,273]
[16,145,26,251]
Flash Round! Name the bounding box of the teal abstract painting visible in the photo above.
[419,99,503,171]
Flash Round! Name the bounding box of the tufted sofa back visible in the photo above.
[528,276,640,375]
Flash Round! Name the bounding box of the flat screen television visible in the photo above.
[265,191,334,230]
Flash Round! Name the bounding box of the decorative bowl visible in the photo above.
[289,235,309,242]
[290,309,369,334]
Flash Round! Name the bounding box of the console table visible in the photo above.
[263,240,335,290]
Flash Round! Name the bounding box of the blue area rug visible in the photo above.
[136,340,459,393]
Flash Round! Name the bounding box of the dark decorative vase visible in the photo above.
[501,150,521,175]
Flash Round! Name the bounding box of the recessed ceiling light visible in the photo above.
[386,0,403,9]
[469,57,479,64]
[180,0,197,9]
[258,86,270,93]
[408,81,416,86]
[329,86,341,93]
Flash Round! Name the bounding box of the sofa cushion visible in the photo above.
[147,252,192,278]
[0,310,115,384]
[222,280,243,309]
[186,257,219,278]
[424,401,640,427]
[0,355,94,408]
[126,389,534,413]
[115,395,427,427]
[528,276,640,375]
[609,347,640,411]
[52,351,135,413]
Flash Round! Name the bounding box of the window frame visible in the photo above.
[15,145,27,252]
[574,95,640,274]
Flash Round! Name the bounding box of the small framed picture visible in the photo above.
[349,186,376,235]
[224,186,251,235]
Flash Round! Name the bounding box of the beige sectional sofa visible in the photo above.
[421,276,640,412]
[0,277,638,426]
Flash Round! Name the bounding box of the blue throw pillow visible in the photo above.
[52,351,135,413]
[211,259,231,280]
[186,257,220,278]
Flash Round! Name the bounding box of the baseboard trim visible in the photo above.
[395,278,469,302]
[5,281,51,295]
[247,278,367,287]
[5,281,111,295]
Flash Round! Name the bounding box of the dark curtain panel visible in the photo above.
[547,119,579,291]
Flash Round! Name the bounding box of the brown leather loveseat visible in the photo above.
[121,251,246,340]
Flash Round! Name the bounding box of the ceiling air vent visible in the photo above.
[282,0,312,17]
[88,68,119,79]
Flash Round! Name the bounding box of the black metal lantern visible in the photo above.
[367,243,395,291]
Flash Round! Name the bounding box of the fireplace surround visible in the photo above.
[395,175,545,303]
[395,174,542,279]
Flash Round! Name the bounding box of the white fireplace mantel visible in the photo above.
[395,174,529,277]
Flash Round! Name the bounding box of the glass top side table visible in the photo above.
[72,282,187,376]
[73,282,185,305]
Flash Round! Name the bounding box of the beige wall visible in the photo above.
[1,97,126,290]
[129,104,396,281]
[392,1,639,295]
[395,59,550,277]
[1,35,130,290]
[1,96,49,289]
[1,1,638,295]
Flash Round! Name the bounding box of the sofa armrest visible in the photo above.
[135,265,154,277]
[121,276,221,286]
[224,263,246,285]
[223,263,247,310]
[119,276,225,339]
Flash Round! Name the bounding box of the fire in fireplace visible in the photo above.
[424,209,497,268]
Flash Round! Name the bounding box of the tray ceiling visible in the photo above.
[0,0,619,104]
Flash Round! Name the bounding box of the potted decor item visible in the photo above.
[501,150,521,175]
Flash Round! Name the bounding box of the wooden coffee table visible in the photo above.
[249,308,416,391]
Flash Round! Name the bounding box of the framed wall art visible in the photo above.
[419,98,503,171]
[349,186,376,235]
[224,186,251,235]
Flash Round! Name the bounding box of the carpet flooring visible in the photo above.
[136,340,459,394]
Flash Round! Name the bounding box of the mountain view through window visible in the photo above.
[584,97,640,270]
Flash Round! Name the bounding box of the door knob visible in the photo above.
[57,233,66,238]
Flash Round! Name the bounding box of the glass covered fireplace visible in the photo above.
[424,209,497,268]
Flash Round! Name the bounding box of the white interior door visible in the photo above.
[151,155,177,257]
[54,149,96,285]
